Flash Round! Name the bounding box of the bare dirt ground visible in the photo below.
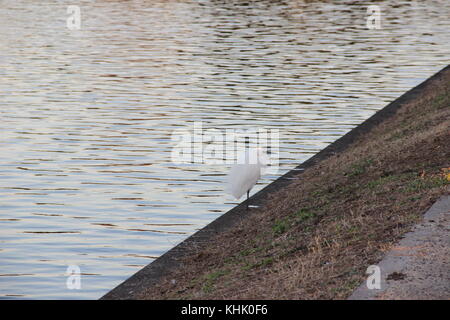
[139,67,450,300]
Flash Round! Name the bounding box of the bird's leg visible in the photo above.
[246,190,249,211]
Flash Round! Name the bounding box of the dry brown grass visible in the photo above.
[140,69,450,300]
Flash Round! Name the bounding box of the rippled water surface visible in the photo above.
[0,0,449,299]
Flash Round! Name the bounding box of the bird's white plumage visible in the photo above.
[226,148,267,200]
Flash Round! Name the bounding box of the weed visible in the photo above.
[272,218,289,235]
[347,159,373,177]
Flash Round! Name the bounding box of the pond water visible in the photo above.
[0,0,449,299]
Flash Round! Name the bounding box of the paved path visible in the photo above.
[349,194,450,300]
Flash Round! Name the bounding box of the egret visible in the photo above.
[226,147,268,209]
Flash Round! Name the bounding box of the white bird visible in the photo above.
[226,147,268,209]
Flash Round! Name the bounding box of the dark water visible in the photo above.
[0,0,449,298]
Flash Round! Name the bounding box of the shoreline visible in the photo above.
[102,64,450,300]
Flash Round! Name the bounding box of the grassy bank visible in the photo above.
[140,68,450,299]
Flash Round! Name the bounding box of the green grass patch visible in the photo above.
[272,218,289,235]
[294,208,316,223]
[403,175,449,193]
[346,159,373,177]
[272,208,318,236]
[241,257,275,271]
[431,90,450,109]
[202,269,230,293]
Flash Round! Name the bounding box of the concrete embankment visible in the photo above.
[102,64,450,300]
